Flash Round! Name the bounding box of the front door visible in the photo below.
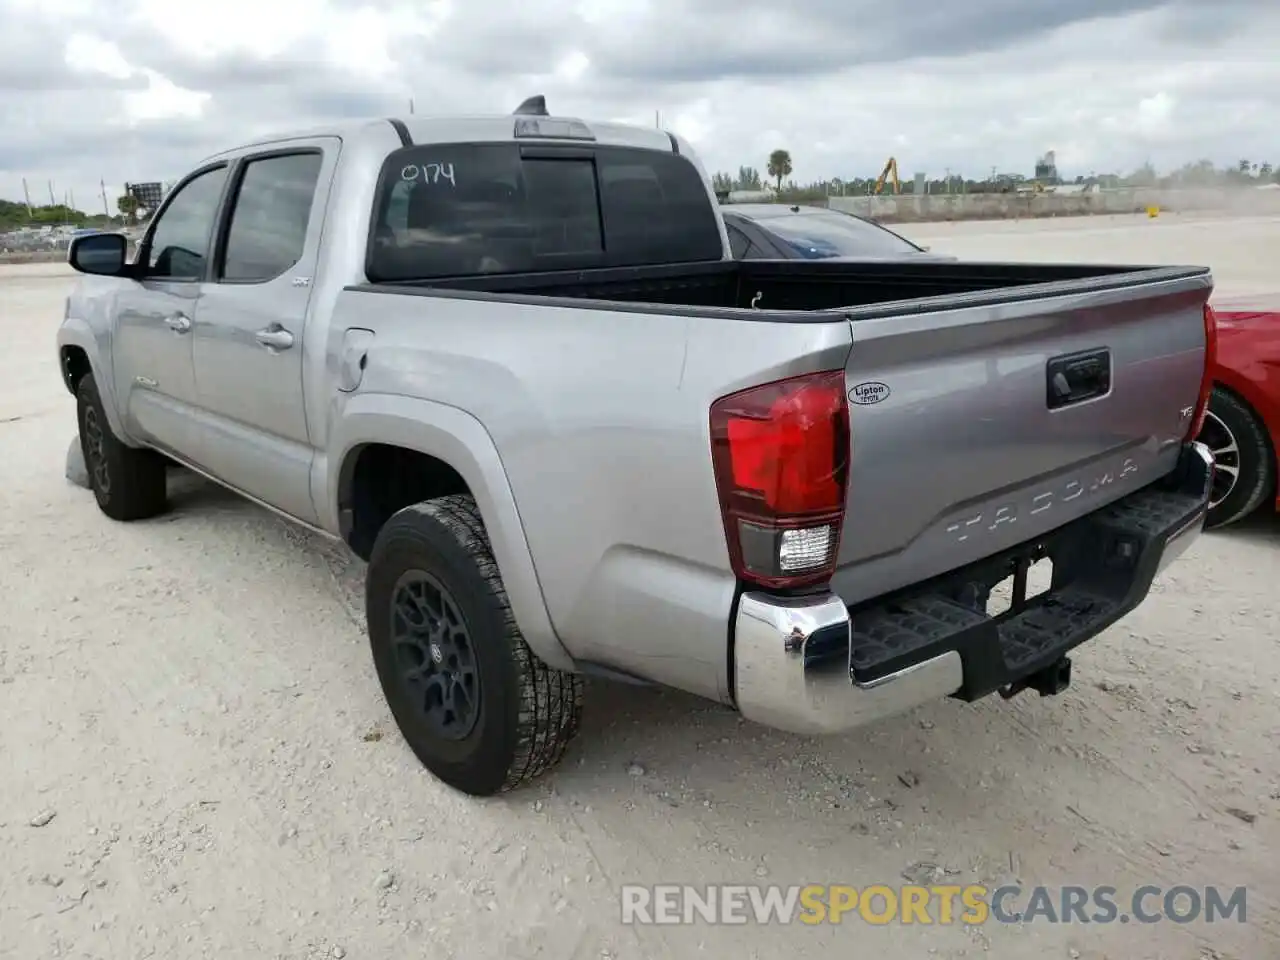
[191,144,334,525]
[112,164,230,460]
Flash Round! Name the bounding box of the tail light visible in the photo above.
[709,370,850,590]
[1186,302,1218,441]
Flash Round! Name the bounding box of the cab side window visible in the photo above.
[221,153,324,283]
[145,165,229,280]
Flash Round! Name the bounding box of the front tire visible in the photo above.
[365,495,584,796]
[1198,386,1275,529]
[75,374,169,521]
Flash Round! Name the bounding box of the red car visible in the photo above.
[1198,296,1280,529]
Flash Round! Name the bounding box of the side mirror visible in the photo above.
[68,233,129,277]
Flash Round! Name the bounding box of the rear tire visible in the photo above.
[1198,386,1275,530]
[75,374,169,521]
[365,495,583,797]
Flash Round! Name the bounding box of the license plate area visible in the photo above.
[842,444,1211,694]
[985,556,1054,617]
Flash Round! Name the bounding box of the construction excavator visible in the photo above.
[873,157,901,195]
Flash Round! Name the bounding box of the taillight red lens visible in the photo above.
[1186,302,1217,441]
[710,371,850,589]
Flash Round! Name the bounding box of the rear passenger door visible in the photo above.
[191,140,337,524]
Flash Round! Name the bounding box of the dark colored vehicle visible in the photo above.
[720,203,956,262]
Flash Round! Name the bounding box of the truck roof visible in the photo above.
[199,111,680,166]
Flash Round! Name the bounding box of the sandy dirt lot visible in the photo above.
[902,212,1280,301]
[2,215,1277,960]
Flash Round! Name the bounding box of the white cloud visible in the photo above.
[64,33,134,81]
[555,51,591,83]
[2,0,1278,211]
[123,71,211,124]
[125,0,318,60]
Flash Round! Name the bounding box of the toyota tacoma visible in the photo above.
[57,97,1216,796]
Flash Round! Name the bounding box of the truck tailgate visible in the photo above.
[832,269,1212,607]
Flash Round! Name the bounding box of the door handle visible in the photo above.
[1046,348,1111,409]
[255,325,295,352]
[165,313,192,334]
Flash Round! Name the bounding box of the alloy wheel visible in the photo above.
[82,406,110,494]
[389,570,481,740]
[1200,409,1240,510]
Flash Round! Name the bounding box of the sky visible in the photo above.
[2,0,1278,212]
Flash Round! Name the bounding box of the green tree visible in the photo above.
[711,171,734,193]
[735,166,762,190]
[117,193,139,227]
[767,150,792,192]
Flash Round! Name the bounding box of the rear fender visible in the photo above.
[1211,367,1280,510]
[1212,313,1280,510]
[325,392,576,671]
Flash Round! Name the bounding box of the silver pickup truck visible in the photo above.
[58,97,1217,797]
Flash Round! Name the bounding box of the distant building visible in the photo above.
[726,188,777,203]
[1034,150,1060,185]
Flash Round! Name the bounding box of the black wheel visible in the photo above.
[365,494,584,796]
[1198,386,1275,530]
[75,374,169,521]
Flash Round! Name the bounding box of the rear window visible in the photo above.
[754,210,924,259]
[367,142,724,281]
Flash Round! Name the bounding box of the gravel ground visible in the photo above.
[2,215,1277,960]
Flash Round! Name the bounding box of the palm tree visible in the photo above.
[767,150,793,192]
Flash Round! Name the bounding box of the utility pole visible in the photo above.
[655,110,660,128]
[21,178,32,217]
[48,180,57,206]
[101,180,110,218]
[409,97,414,115]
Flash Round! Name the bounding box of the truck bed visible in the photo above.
[349,257,1209,322]
[339,254,1212,691]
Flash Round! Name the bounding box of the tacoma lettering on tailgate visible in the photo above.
[945,458,1140,544]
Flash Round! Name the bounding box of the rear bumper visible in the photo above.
[732,441,1213,736]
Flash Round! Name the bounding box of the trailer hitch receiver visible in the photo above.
[999,656,1072,700]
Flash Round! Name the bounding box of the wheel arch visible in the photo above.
[328,393,576,671]
[57,319,131,442]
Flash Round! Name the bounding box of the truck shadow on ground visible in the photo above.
[1207,507,1280,545]
[165,476,1013,768]
[156,468,1257,868]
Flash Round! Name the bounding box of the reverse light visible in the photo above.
[1186,302,1218,441]
[709,371,850,590]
